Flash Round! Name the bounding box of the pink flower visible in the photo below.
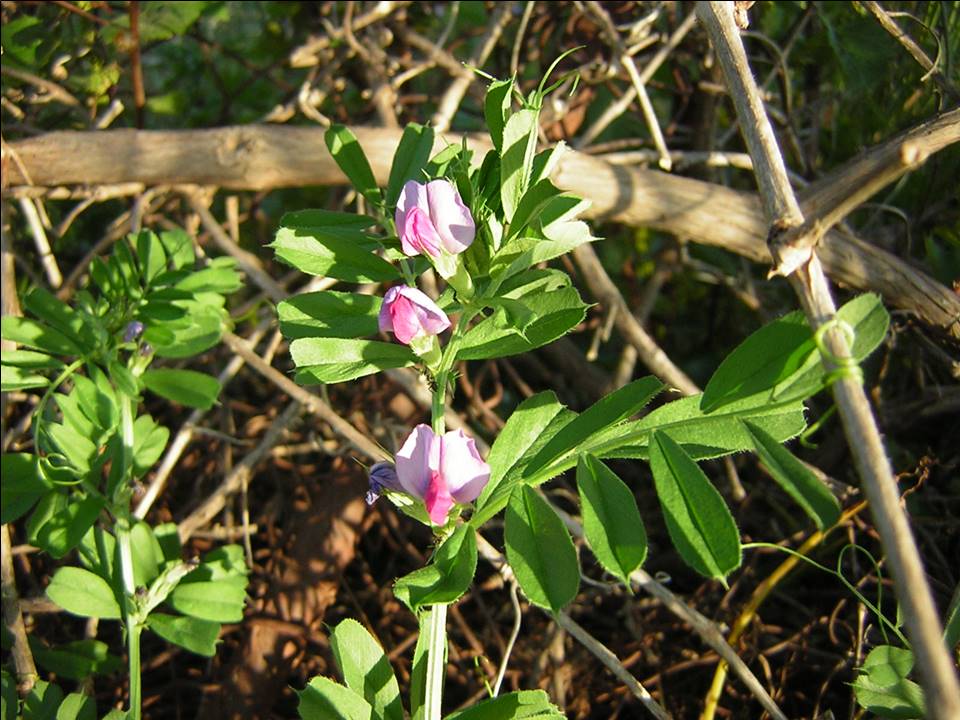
[395,424,490,525]
[379,286,451,345]
[396,180,475,258]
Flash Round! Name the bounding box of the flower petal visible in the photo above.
[424,469,455,525]
[395,424,434,499]
[426,179,475,254]
[401,207,443,257]
[395,180,428,237]
[366,461,400,505]
[439,429,490,504]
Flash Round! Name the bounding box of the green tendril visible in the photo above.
[813,318,864,386]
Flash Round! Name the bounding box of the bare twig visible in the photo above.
[577,10,699,149]
[555,611,672,720]
[221,330,387,463]
[1,525,38,695]
[185,191,287,303]
[475,534,674,720]
[571,244,699,395]
[861,1,959,102]
[431,3,513,134]
[17,198,62,288]
[696,3,960,715]
[178,401,302,542]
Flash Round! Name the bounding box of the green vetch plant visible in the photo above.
[1,229,248,719]
[271,64,892,718]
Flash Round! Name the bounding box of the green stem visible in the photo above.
[423,603,448,720]
[116,394,142,719]
[31,358,84,460]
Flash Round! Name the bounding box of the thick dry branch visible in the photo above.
[3,124,957,335]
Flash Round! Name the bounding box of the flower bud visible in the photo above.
[366,461,402,505]
[379,286,451,346]
[124,321,145,343]
[396,180,475,260]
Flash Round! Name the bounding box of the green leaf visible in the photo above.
[0,364,50,391]
[501,108,540,223]
[484,78,514,153]
[943,582,960,651]
[168,581,246,623]
[386,123,435,207]
[278,291,381,340]
[393,524,477,612]
[409,610,430,720]
[0,349,64,370]
[23,288,91,352]
[151,304,224,359]
[270,226,398,282]
[329,619,403,720]
[136,229,168,283]
[504,485,579,613]
[1,670,16,720]
[23,680,62,720]
[29,638,120,681]
[36,494,105,559]
[142,368,221,410]
[505,179,562,242]
[473,392,569,526]
[290,338,415,384]
[853,646,925,719]
[280,209,378,231]
[1,454,51,524]
[773,293,891,403]
[650,431,741,582]
[159,229,195,270]
[743,421,840,529]
[147,613,221,657]
[53,692,95,720]
[576,454,647,586]
[524,377,663,478]
[132,414,169,476]
[174,263,243,295]
[445,689,565,720]
[130,521,162,586]
[1,317,83,356]
[700,311,814,413]
[585,393,807,466]
[325,125,382,206]
[298,676,374,720]
[46,567,121,619]
[457,286,587,361]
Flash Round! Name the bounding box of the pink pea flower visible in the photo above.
[379,285,451,345]
[395,424,490,525]
[396,179,475,258]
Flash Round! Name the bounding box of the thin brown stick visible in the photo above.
[696,3,960,716]
[221,330,387,463]
[177,401,302,542]
[860,1,959,102]
[572,244,699,396]
[1,525,38,694]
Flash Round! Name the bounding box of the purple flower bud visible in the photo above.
[396,180,475,258]
[394,424,490,525]
[124,321,145,343]
[379,286,451,345]
[139,342,153,357]
[366,461,402,505]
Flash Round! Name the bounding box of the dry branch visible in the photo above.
[4,123,956,336]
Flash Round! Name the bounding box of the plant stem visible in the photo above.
[116,393,142,719]
[423,603,448,720]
